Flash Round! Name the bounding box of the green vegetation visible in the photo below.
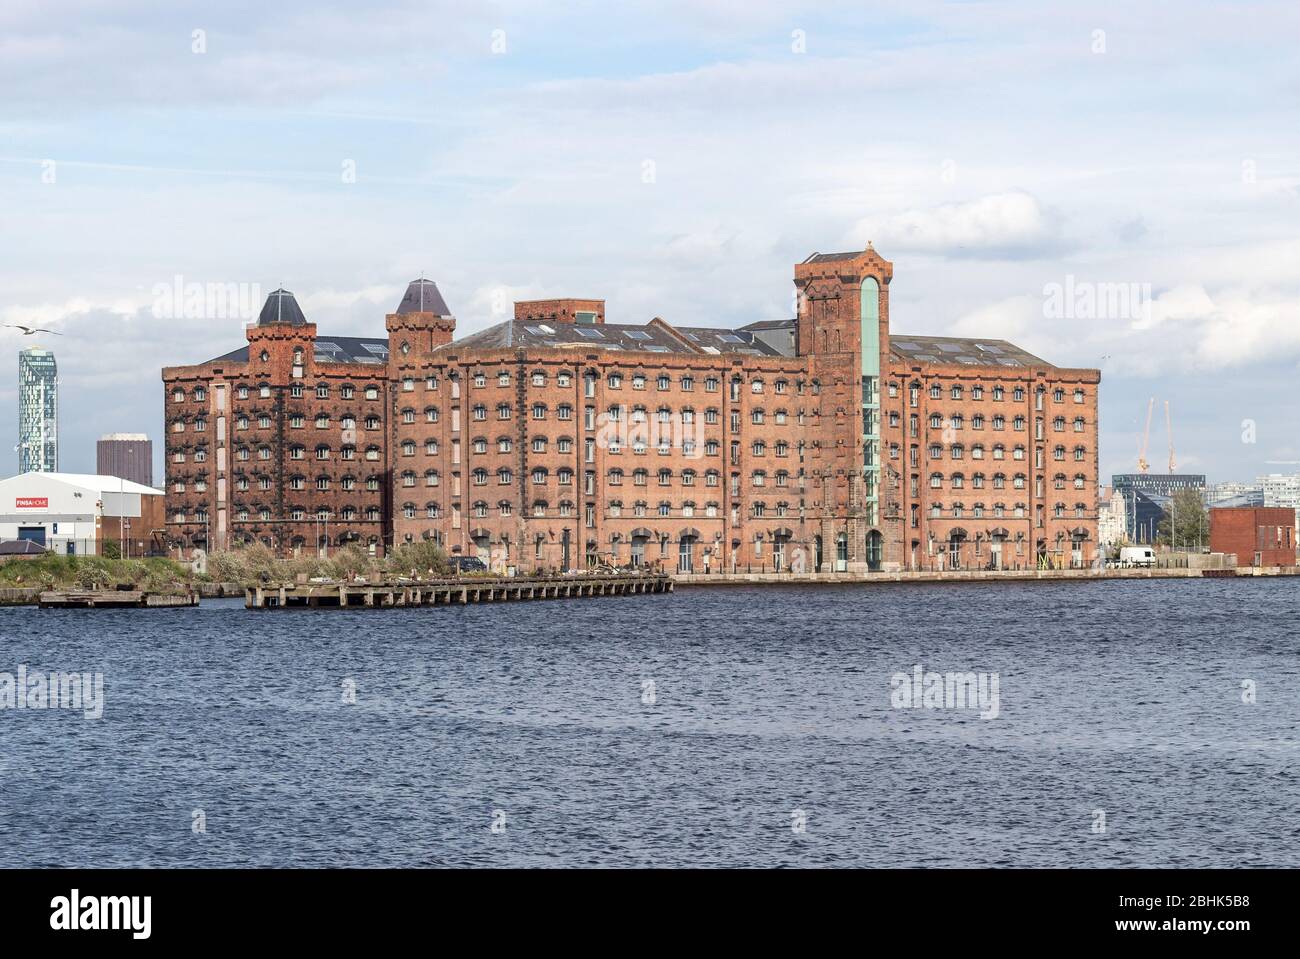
[385,539,451,576]
[1155,488,1210,550]
[0,554,193,593]
[203,540,451,585]
[0,540,455,592]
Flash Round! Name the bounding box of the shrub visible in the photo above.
[386,540,450,575]
[76,564,105,589]
[333,544,372,579]
[205,550,249,583]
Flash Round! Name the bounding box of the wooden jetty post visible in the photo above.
[245,573,673,610]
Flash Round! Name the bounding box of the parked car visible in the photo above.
[449,556,488,573]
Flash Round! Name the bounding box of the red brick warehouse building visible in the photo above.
[161,247,1102,571]
[1209,507,1297,567]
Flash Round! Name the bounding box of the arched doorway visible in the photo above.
[988,528,1008,570]
[947,528,968,570]
[814,534,824,572]
[866,530,884,571]
[630,528,652,568]
[678,528,700,573]
[1069,527,1090,569]
[470,529,491,563]
[835,532,848,572]
[772,528,793,571]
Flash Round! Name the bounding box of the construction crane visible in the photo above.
[1137,397,1154,473]
[1165,400,1176,473]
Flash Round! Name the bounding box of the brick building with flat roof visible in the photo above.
[161,248,1101,571]
[1209,506,1296,567]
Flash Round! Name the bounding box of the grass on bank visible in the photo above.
[0,554,194,593]
[0,540,453,592]
[205,540,451,584]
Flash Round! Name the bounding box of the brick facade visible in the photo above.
[162,293,393,556]
[162,249,1102,570]
[1209,507,1296,567]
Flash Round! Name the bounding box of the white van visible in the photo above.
[1119,546,1156,567]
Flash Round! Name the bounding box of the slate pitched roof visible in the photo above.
[889,335,1053,369]
[395,278,451,316]
[257,288,307,327]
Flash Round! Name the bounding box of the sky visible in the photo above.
[2,0,1298,486]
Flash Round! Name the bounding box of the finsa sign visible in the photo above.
[15,497,48,509]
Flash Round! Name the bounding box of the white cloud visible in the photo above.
[848,192,1065,259]
[4,1,1300,483]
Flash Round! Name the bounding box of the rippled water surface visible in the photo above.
[2,579,1298,867]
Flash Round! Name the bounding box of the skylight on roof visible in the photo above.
[361,343,389,354]
[644,344,671,352]
[937,343,965,353]
[716,334,744,344]
[624,330,652,340]
[682,332,700,342]
[575,328,604,338]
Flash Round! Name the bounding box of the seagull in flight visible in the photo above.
[4,325,62,335]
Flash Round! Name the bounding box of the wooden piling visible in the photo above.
[244,573,673,610]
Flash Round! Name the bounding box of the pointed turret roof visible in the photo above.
[257,288,308,326]
[395,278,451,316]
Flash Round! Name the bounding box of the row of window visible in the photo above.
[460,369,809,396]
[177,370,820,405]
[171,383,382,403]
[175,374,1083,410]
[913,443,1089,461]
[928,472,1090,490]
[172,506,382,524]
[174,475,382,492]
[173,425,808,465]
[893,412,1090,432]
[226,444,385,462]
[428,500,796,521]
[895,383,1088,405]
[923,503,1091,519]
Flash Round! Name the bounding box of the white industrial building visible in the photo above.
[0,472,165,556]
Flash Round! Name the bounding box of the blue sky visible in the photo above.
[2,0,1299,484]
